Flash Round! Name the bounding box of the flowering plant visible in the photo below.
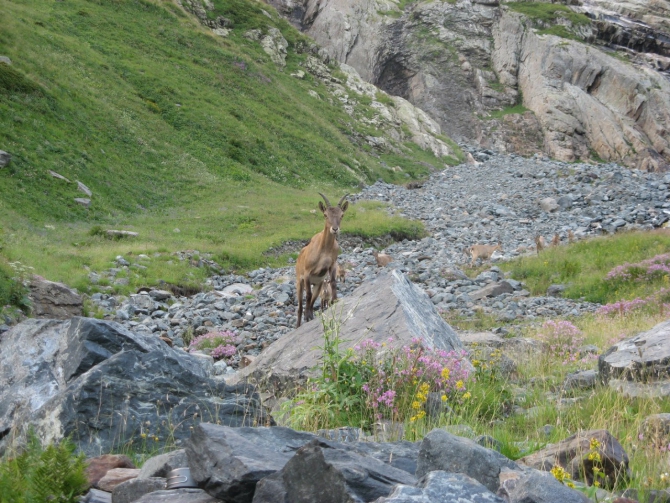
[189,330,239,360]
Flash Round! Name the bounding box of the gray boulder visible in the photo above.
[29,275,83,319]
[0,318,269,456]
[563,370,598,391]
[497,469,590,503]
[539,198,559,213]
[416,429,518,493]
[0,150,10,168]
[231,270,465,393]
[599,319,670,386]
[469,282,514,301]
[279,439,417,503]
[112,478,166,503]
[374,470,504,503]
[138,450,189,479]
[134,489,219,503]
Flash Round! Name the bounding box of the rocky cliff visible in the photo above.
[268,0,670,170]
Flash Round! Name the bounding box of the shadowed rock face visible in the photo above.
[230,270,466,393]
[0,318,270,456]
[268,0,670,169]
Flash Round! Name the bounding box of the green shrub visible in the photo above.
[0,261,31,313]
[0,63,41,94]
[0,432,88,503]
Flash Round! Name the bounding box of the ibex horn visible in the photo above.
[318,192,332,207]
[338,194,349,207]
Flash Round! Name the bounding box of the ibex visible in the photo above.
[372,250,393,267]
[295,193,348,327]
[320,262,345,310]
[568,230,575,244]
[467,243,501,267]
[551,233,560,247]
[535,235,546,255]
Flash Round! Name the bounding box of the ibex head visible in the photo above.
[318,193,349,235]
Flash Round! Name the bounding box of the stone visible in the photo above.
[0,318,270,456]
[97,468,140,492]
[546,284,566,298]
[134,489,219,503]
[0,56,11,65]
[218,283,254,297]
[416,429,518,493]
[49,170,71,182]
[29,275,83,319]
[518,429,629,488]
[252,472,287,503]
[231,270,466,392]
[77,181,92,197]
[138,449,189,479]
[0,150,10,168]
[212,27,230,37]
[86,454,136,488]
[497,468,590,503]
[563,370,598,391]
[81,489,112,503]
[469,282,514,301]
[639,413,670,446]
[112,477,166,503]
[106,230,139,238]
[278,439,417,502]
[607,379,670,398]
[260,27,288,67]
[539,198,559,213]
[75,197,91,207]
[374,470,505,502]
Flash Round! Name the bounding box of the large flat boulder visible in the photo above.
[231,270,464,392]
[0,318,269,456]
[29,275,83,319]
[599,319,670,384]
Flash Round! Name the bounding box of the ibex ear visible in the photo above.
[318,201,326,213]
[340,201,349,213]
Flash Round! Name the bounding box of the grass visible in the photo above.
[499,230,670,303]
[485,104,530,120]
[0,0,449,297]
[506,2,591,27]
[537,25,584,42]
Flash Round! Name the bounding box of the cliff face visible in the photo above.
[270,0,670,170]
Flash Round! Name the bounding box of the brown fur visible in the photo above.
[551,233,560,247]
[467,243,501,267]
[372,250,393,267]
[295,194,348,327]
[535,235,546,254]
[568,230,575,243]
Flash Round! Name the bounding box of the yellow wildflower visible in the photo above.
[456,380,464,390]
[589,438,601,450]
[462,392,471,400]
[441,394,447,402]
[441,368,451,380]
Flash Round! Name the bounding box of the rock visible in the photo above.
[278,439,417,502]
[212,27,230,37]
[29,275,84,319]
[231,270,465,392]
[75,198,91,207]
[608,378,670,398]
[251,472,287,503]
[82,489,112,503]
[106,230,139,238]
[546,284,566,298]
[374,470,505,502]
[469,282,514,301]
[97,468,140,492]
[86,454,136,488]
[563,370,598,391]
[138,450,189,479]
[518,429,629,488]
[639,413,670,445]
[0,56,11,65]
[497,468,590,503]
[112,477,166,503]
[0,150,10,168]
[49,170,71,182]
[186,424,316,501]
[134,489,220,503]
[0,318,270,456]
[77,181,92,197]
[539,198,559,213]
[600,319,670,378]
[218,283,254,297]
[260,27,288,67]
[416,429,518,493]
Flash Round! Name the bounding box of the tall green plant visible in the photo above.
[0,432,88,503]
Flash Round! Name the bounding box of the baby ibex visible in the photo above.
[295,193,348,327]
[568,230,575,244]
[372,250,393,267]
[467,243,501,267]
[535,235,546,255]
[551,233,560,247]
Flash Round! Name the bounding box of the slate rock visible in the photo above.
[232,270,466,393]
[374,470,505,502]
[280,439,417,503]
[251,472,287,503]
[518,429,629,488]
[0,318,269,456]
[539,198,559,213]
[75,197,91,207]
[112,477,166,503]
[599,319,670,383]
[29,275,83,319]
[638,413,670,445]
[134,489,220,503]
[563,370,598,391]
[497,469,590,503]
[82,489,112,503]
[546,284,566,298]
[416,429,518,492]
[607,378,670,398]
[186,424,316,502]
[97,468,140,492]
[469,282,514,301]
[138,449,189,479]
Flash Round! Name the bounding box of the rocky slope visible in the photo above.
[266,0,670,170]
